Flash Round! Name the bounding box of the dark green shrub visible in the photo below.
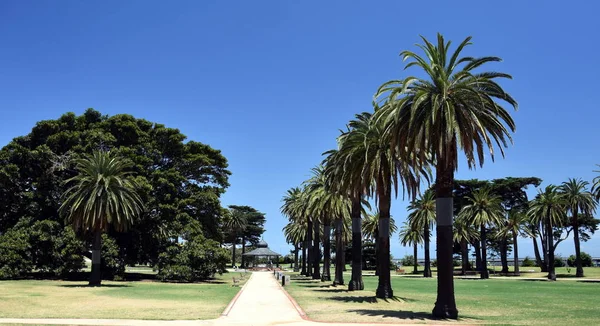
[29,221,85,277]
[522,256,536,267]
[567,252,593,267]
[0,220,85,279]
[101,234,125,280]
[400,255,416,267]
[554,256,566,267]
[156,234,229,282]
[0,227,32,279]
[431,259,438,267]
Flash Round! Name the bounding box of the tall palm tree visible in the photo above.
[399,221,424,274]
[497,208,528,276]
[453,217,479,275]
[59,151,144,286]
[323,118,371,291]
[224,208,248,268]
[407,190,436,277]
[528,185,566,281]
[559,179,596,277]
[459,188,505,279]
[349,110,424,299]
[375,34,517,318]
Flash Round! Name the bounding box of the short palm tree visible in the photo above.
[407,190,436,277]
[459,188,505,279]
[282,220,307,272]
[497,208,528,276]
[375,34,517,318]
[399,221,424,274]
[281,187,311,276]
[224,208,248,268]
[528,185,566,281]
[59,151,144,286]
[362,211,398,277]
[453,217,479,275]
[559,179,596,277]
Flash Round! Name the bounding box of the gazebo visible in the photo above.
[242,239,281,269]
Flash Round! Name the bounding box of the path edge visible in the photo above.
[220,272,253,317]
[277,275,309,320]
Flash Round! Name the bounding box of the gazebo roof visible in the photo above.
[242,247,281,256]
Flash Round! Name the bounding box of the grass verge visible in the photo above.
[285,273,600,325]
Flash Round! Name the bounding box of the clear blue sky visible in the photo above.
[2,0,599,259]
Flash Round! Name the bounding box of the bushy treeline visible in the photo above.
[0,109,234,281]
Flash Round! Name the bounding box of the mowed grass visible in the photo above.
[286,273,600,325]
[0,273,247,320]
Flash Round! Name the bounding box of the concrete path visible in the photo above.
[0,272,428,326]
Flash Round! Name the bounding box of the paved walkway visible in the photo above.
[0,272,430,326]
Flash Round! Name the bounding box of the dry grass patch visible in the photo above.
[0,273,246,320]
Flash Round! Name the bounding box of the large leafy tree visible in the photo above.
[559,179,597,277]
[528,185,566,281]
[376,34,517,318]
[459,188,504,279]
[407,190,436,277]
[59,151,144,286]
[0,109,230,272]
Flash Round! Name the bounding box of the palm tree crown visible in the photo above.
[60,151,144,232]
[375,34,518,171]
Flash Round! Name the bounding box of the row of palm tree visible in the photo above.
[400,177,597,282]
[284,33,519,319]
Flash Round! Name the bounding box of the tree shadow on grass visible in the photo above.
[329,295,417,303]
[348,309,433,320]
[313,288,348,293]
[59,284,132,288]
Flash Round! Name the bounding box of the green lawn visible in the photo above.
[286,273,600,325]
[0,272,247,320]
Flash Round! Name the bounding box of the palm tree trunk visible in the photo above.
[89,230,102,286]
[413,242,418,274]
[480,225,488,279]
[539,222,549,273]
[301,239,308,276]
[473,240,482,271]
[322,224,332,282]
[473,241,480,271]
[573,208,584,277]
[375,183,393,299]
[500,236,509,274]
[306,220,313,277]
[231,237,236,268]
[333,217,344,285]
[432,163,458,319]
[546,213,556,281]
[312,219,321,280]
[294,243,300,272]
[348,195,364,291]
[532,237,546,272]
[241,236,246,268]
[423,224,432,278]
[342,240,347,271]
[461,239,468,275]
[374,229,380,276]
[513,231,520,276]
